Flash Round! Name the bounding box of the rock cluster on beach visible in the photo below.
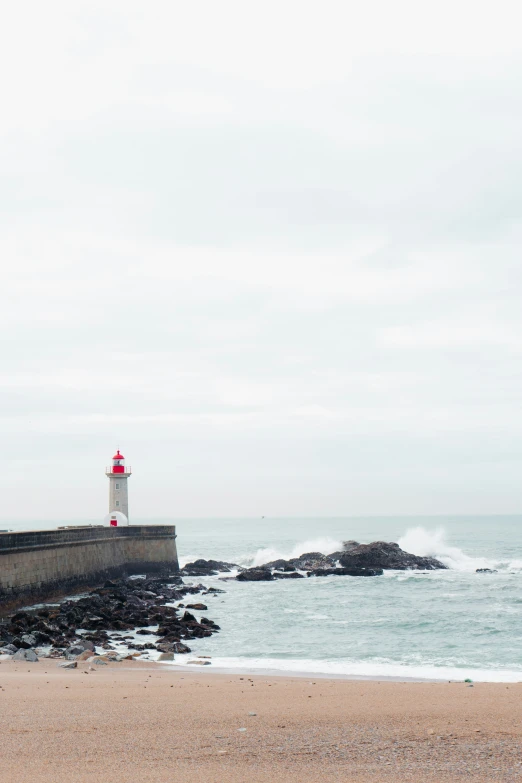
[0,573,221,663]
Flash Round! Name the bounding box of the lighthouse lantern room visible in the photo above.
[106,450,131,523]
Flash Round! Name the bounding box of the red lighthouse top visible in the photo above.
[112,450,125,473]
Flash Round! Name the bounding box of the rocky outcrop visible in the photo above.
[248,541,445,580]
[339,542,446,571]
[236,568,275,582]
[181,559,242,576]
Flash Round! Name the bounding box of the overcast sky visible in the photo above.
[1,0,522,520]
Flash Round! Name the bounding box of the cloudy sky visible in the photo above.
[1,0,522,520]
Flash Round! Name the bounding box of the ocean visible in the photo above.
[6,516,522,682]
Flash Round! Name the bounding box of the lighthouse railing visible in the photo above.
[105,466,132,474]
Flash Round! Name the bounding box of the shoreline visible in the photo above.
[157,661,522,683]
[1,660,521,782]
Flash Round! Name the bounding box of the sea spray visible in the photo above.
[398,527,497,572]
[249,536,343,568]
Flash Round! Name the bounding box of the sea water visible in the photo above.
[6,516,522,681]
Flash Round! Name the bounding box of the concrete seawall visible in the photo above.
[0,525,179,610]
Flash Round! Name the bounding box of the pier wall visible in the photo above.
[0,526,179,610]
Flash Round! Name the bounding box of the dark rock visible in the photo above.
[200,618,220,629]
[10,611,31,625]
[288,552,336,570]
[339,541,446,571]
[476,568,498,573]
[64,640,96,659]
[186,603,208,611]
[1,644,18,654]
[171,641,190,653]
[261,559,296,571]
[236,568,275,582]
[273,572,305,579]
[20,633,37,648]
[156,642,176,653]
[181,559,242,576]
[308,567,383,577]
[342,540,360,550]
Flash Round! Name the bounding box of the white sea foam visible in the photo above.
[398,527,500,572]
[249,536,343,567]
[167,655,522,683]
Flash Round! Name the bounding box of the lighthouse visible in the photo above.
[106,450,131,522]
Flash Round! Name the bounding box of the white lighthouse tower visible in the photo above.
[106,450,131,523]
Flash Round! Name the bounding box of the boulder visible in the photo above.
[172,641,191,654]
[339,542,446,571]
[236,568,275,582]
[20,633,37,648]
[156,642,176,653]
[186,603,208,611]
[13,649,39,662]
[76,649,96,661]
[58,661,77,669]
[476,568,498,573]
[65,640,96,659]
[181,559,242,576]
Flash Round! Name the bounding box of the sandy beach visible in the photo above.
[0,660,521,783]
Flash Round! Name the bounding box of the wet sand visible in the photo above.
[0,659,521,782]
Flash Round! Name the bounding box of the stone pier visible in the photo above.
[0,525,179,610]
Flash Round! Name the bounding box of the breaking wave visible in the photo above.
[248,537,343,568]
[398,526,521,572]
